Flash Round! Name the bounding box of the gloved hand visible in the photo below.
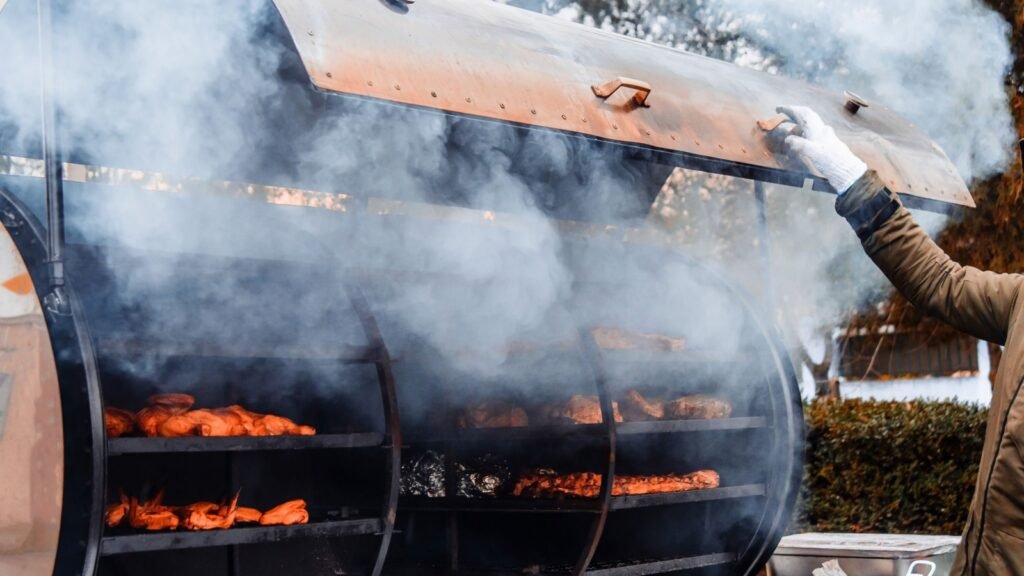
[778,105,867,194]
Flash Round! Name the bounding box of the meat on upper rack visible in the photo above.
[104,407,136,438]
[107,393,316,438]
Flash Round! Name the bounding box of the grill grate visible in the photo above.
[100,517,383,556]
[107,433,386,455]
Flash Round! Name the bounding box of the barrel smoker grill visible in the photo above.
[2,198,805,576]
[0,1,972,576]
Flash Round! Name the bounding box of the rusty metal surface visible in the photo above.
[272,0,972,208]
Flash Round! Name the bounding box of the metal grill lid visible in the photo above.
[271,0,973,209]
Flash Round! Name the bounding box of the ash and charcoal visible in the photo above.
[400,451,512,498]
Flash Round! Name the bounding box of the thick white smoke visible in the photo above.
[520,0,1015,393]
[716,0,1015,184]
[527,0,1015,184]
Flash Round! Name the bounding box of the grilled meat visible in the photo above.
[105,493,130,528]
[214,405,257,433]
[108,491,295,531]
[259,499,309,526]
[512,469,720,499]
[545,395,622,425]
[457,402,529,429]
[664,395,732,419]
[591,327,686,351]
[128,490,180,531]
[157,414,198,437]
[136,405,176,438]
[147,393,195,413]
[235,507,263,524]
[104,407,136,438]
[250,414,315,436]
[619,389,664,421]
[187,408,249,437]
[181,493,239,531]
[114,396,316,438]
[611,470,720,495]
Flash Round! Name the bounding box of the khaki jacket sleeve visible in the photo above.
[836,171,1024,345]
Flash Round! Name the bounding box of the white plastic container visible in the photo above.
[767,533,961,576]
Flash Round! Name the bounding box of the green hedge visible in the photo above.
[799,399,987,535]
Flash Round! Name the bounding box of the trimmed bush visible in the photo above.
[800,399,987,535]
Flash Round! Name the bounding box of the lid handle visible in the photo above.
[592,77,652,108]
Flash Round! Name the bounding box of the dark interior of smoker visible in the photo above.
[52,175,799,576]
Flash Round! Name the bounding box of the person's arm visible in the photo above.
[779,106,1023,345]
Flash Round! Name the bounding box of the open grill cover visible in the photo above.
[273,0,973,210]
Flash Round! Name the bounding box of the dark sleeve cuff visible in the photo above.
[835,170,902,241]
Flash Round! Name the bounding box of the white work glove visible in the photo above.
[778,105,867,194]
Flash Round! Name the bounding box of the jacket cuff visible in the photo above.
[835,170,902,241]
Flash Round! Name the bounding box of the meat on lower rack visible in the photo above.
[127,489,180,531]
[512,469,720,499]
[105,492,309,531]
[179,492,240,531]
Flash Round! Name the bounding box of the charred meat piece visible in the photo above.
[457,401,529,429]
[401,451,446,498]
[104,407,136,438]
[147,393,196,413]
[513,469,720,499]
[259,499,309,526]
[545,395,622,425]
[401,452,512,498]
[618,389,664,422]
[105,492,130,528]
[128,490,180,531]
[457,454,512,498]
[664,396,733,419]
[591,327,686,351]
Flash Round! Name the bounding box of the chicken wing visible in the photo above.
[235,506,263,524]
[105,492,130,528]
[182,493,239,531]
[128,490,180,531]
[259,499,309,526]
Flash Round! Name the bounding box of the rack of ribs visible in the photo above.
[512,469,720,499]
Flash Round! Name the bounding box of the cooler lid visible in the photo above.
[271,0,973,210]
[774,533,961,559]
